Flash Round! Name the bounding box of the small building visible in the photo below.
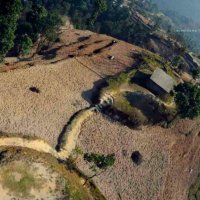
[149,68,175,96]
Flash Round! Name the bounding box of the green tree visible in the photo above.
[0,0,22,61]
[84,153,115,169]
[89,0,108,26]
[175,83,200,119]
[19,35,32,56]
[83,152,115,184]
[27,4,62,54]
[192,68,200,79]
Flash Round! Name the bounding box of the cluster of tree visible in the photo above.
[0,0,22,62]
[174,82,200,119]
[37,0,157,45]
[1,0,197,62]
[0,0,63,61]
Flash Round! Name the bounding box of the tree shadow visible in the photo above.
[40,45,64,60]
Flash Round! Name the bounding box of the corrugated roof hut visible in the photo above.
[149,68,175,95]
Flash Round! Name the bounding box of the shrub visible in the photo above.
[84,153,115,169]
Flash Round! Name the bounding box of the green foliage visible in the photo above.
[0,0,22,61]
[43,11,63,42]
[104,69,137,93]
[84,153,115,170]
[175,83,200,119]
[171,56,185,69]
[19,35,33,56]
[26,3,62,41]
[0,0,63,58]
[27,4,48,36]
[192,68,200,79]
[90,0,108,25]
[21,3,62,54]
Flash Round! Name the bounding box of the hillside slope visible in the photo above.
[0,28,142,146]
[0,28,200,200]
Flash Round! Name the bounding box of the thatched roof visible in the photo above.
[150,68,175,93]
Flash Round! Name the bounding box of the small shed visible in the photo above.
[149,68,175,96]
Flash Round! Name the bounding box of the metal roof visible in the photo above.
[150,68,175,93]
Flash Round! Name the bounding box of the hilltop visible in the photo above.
[0,27,200,200]
[0,1,200,200]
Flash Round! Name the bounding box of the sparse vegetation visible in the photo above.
[138,52,176,78]
[1,164,42,197]
[104,70,137,92]
[83,153,116,185]
[0,147,106,199]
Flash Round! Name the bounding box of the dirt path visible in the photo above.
[0,93,113,161]
[58,107,96,159]
[0,137,58,157]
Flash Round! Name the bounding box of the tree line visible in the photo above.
[0,0,63,61]
[0,0,157,61]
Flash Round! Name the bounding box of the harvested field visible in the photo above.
[76,113,200,200]
[0,58,100,147]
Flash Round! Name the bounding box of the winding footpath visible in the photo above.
[0,136,59,158]
[0,94,114,160]
[0,85,169,161]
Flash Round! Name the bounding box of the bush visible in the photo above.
[84,153,115,169]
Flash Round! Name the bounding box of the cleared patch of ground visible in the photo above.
[76,113,200,200]
[0,147,105,200]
